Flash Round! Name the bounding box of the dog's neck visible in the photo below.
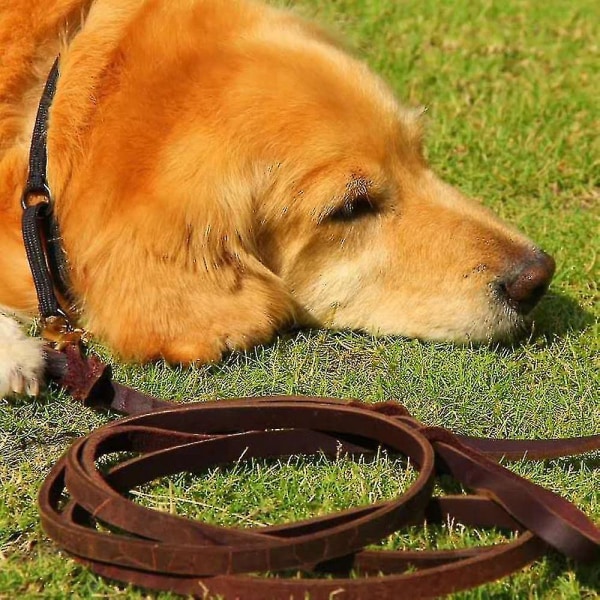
[0,0,92,216]
[0,0,148,215]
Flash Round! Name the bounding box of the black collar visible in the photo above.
[21,57,79,343]
[21,58,60,209]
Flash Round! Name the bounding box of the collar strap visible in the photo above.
[21,57,82,347]
[21,57,59,209]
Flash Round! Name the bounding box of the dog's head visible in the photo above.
[51,2,554,359]
[184,14,555,344]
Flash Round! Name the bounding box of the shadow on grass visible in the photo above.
[574,560,600,592]
[549,455,600,472]
[529,290,595,340]
[471,290,595,356]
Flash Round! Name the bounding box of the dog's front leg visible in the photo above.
[0,312,43,397]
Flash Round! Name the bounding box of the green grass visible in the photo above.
[1,0,599,597]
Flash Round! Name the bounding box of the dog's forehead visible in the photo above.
[240,24,406,132]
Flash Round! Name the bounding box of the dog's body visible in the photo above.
[0,0,555,397]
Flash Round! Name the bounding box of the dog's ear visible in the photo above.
[69,175,296,365]
[158,227,296,365]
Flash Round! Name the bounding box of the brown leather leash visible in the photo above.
[39,345,600,599]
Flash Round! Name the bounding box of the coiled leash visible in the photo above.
[25,59,600,599]
[41,346,599,599]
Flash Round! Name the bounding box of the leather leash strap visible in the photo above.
[40,346,600,599]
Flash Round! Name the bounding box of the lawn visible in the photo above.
[1,0,598,598]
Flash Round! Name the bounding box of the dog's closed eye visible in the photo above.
[328,194,378,222]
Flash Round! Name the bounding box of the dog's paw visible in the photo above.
[0,314,44,398]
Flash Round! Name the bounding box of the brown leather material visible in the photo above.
[39,345,600,598]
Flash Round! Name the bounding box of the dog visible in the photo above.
[0,0,555,398]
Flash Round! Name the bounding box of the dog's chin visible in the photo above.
[445,298,532,346]
[467,310,529,345]
[351,292,531,346]
[425,294,531,346]
[300,302,530,347]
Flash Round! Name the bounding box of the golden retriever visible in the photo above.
[0,0,555,396]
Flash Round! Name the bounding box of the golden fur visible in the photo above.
[0,0,552,366]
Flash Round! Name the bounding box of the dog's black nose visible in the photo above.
[499,250,555,314]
